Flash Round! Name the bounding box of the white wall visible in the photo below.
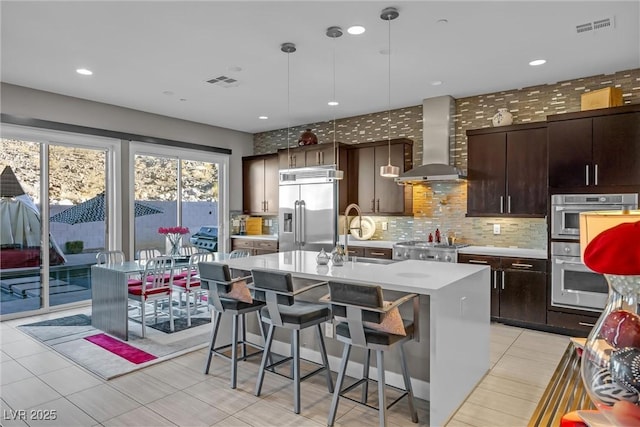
[0,83,253,210]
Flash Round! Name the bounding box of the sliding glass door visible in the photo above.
[0,125,119,318]
[131,143,226,258]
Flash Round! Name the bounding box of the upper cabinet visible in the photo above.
[278,143,344,169]
[548,105,640,190]
[242,154,279,215]
[346,138,413,215]
[466,123,548,217]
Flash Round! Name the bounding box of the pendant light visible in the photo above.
[379,7,400,178]
[326,26,344,180]
[281,42,296,181]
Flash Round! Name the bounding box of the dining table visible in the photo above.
[90,253,229,340]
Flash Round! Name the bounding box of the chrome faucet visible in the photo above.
[343,203,362,260]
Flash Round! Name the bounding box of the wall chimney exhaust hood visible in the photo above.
[395,95,466,184]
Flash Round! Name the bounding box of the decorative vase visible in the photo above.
[316,248,330,265]
[331,244,344,266]
[492,108,513,127]
[298,129,318,146]
[581,274,640,425]
[165,234,182,257]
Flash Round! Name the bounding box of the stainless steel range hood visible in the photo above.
[395,95,466,184]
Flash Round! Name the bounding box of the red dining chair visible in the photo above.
[127,256,175,338]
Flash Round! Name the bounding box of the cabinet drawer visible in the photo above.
[254,248,277,256]
[344,246,365,257]
[232,239,253,249]
[364,247,392,259]
[457,254,501,269]
[547,310,598,335]
[254,240,277,250]
[501,257,547,273]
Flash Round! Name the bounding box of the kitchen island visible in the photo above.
[220,250,490,427]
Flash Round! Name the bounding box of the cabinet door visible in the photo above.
[500,270,547,324]
[593,112,640,186]
[506,128,547,215]
[355,147,376,212]
[458,254,500,318]
[304,145,335,167]
[364,247,392,259]
[263,155,279,214]
[279,150,300,169]
[548,118,592,188]
[467,132,507,215]
[375,144,406,214]
[243,158,265,214]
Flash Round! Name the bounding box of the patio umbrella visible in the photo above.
[49,192,163,224]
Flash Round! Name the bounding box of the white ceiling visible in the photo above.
[2,1,638,134]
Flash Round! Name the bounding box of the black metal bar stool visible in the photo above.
[324,280,420,427]
[199,261,267,389]
[250,268,334,414]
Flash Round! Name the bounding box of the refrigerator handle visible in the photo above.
[299,200,306,245]
[293,200,300,245]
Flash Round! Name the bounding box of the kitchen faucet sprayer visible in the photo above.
[343,203,363,261]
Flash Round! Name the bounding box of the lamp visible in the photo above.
[282,42,296,172]
[379,6,400,178]
[326,26,344,181]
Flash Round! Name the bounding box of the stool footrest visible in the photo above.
[265,356,330,383]
[340,377,409,411]
[211,341,264,362]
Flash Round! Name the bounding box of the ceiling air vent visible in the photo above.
[576,16,615,34]
[206,75,239,88]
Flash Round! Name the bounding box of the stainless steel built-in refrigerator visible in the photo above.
[279,167,338,252]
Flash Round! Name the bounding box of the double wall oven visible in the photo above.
[550,193,638,312]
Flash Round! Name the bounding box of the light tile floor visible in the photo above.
[1,307,570,426]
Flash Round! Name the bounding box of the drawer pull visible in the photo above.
[468,260,488,264]
[511,263,533,268]
[578,322,596,328]
[369,252,386,256]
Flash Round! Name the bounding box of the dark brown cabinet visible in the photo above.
[347,139,413,215]
[466,123,547,217]
[343,246,392,259]
[278,143,343,169]
[242,154,279,215]
[458,254,547,325]
[548,106,640,189]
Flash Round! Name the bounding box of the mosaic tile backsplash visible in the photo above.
[251,68,639,250]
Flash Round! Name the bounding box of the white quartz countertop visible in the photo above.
[337,237,396,249]
[458,246,547,259]
[222,250,487,295]
[230,234,278,241]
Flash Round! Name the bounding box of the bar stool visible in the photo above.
[199,261,267,389]
[324,280,419,427]
[250,268,334,414]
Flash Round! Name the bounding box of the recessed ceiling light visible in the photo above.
[258,116,268,120]
[328,101,339,106]
[529,59,546,66]
[436,19,448,24]
[76,68,93,75]
[431,80,443,86]
[347,25,366,35]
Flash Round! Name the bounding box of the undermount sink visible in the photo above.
[347,257,396,265]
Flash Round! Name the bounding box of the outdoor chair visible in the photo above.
[250,268,334,414]
[324,280,419,427]
[127,255,175,338]
[172,252,215,326]
[199,261,267,389]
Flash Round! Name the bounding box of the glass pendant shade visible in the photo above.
[380,164,400,178]
[579,210,640,426]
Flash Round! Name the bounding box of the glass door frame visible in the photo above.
[129,141,229,257]
[0,124,120,319]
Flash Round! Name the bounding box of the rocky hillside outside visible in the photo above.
[1,139,218,204]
